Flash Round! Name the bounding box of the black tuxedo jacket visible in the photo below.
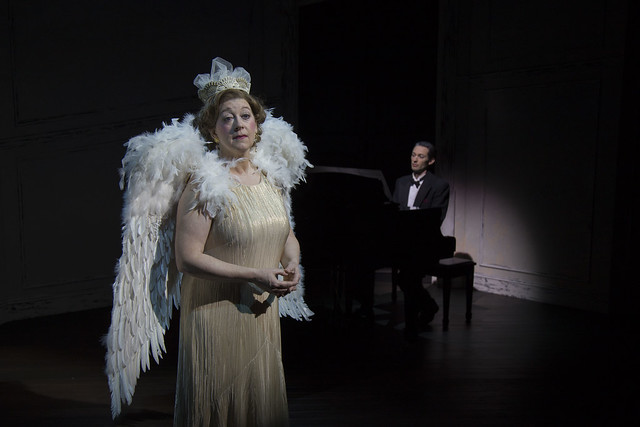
[392,171,450,223]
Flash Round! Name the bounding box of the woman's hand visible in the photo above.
[281,262,300,292]
[276,229,300,297]
[253,267,298,297]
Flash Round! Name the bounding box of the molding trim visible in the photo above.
[473,274,609,314]
[0,282,112,325]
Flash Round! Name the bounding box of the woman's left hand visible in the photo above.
[281,262,300,294]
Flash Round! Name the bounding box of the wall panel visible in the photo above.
[18,141,123,288]
[0,0,299,323]
[482,77,599,281]
[438,0,626,312]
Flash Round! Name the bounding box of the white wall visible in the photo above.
[437,0,628,312]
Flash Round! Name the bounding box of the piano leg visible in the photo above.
[465,266,475,323]
[391,267,399,303]
[442,274,451,331]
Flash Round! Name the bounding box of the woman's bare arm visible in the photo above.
[174,182,296,296]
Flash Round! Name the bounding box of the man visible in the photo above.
[392,141,450,340]
[392,141,450,220]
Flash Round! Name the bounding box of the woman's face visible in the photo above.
[212,97,258,159]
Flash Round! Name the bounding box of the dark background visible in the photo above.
[0,0,637,332]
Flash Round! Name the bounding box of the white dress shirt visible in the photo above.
[407,171,427,209]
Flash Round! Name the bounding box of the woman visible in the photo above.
[104,57,312,426]
[174,71,299,426]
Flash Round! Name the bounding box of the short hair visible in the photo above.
[193,89,267,143]
[414,141,437,161]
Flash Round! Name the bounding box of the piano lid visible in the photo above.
[309,165,393,203]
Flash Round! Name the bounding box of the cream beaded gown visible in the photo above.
[174,176,290,427]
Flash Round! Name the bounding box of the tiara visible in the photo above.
[193,57,252,103]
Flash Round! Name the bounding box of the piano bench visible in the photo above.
[434,257,476,331]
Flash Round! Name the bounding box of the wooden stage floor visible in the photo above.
[1,275,637,426]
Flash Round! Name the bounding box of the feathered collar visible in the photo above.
[190,111,311,217]
[120,111,311,222]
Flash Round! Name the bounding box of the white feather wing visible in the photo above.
[103,116,204,418]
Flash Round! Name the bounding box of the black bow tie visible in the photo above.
[412,178,424,188]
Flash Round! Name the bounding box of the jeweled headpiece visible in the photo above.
[193,57,251,103]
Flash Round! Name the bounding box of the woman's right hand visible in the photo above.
[253,268,298,297]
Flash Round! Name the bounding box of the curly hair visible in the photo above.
[193,89,267,144]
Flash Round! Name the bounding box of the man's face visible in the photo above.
[410,145,434,174]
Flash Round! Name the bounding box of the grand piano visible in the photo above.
[292,166,455,315]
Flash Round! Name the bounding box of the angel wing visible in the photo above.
[104,112,313,418]
[103,116,204,418]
